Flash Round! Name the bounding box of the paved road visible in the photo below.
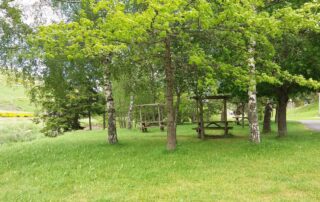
[300,120,320,131]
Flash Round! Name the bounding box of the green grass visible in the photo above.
[1,123,320,201]
[0,75,34,112]
[0,118,43,144]
[287,102,320,120]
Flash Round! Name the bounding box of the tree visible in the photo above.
[259,3,320,137]
[0,0,32,71]
[262,102,273,133]
[28,0,141,143]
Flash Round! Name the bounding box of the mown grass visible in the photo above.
[0,122,320,201]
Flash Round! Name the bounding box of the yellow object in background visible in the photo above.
[0,111,33,117]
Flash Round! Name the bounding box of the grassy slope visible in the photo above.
[287,102,320,120]
[0,118,42,144]
[0,75,34,112]
[0,123,319,201]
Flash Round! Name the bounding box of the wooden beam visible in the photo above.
[191,95,231,100]
[135,103,165,107]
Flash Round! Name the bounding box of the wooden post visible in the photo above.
[153,105,156,125]
[242,102,245,128]
[88,110,92,130]
[139,106,142,131]
[196,97,199,123]
[143,106,147,124]
[199,99,205,140]
[224,98,227,136]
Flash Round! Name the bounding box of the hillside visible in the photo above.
[0,74,34,112]
[287,102,320,120]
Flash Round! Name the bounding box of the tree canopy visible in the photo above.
[1,0,320,150]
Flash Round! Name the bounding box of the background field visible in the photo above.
[287,102,320,120]
[0,118,42,144]
[0,75,34,112]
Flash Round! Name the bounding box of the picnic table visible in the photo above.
[193,121,234,136]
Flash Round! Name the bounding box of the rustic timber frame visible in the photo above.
[135,103,165,132]
[192,95,232,139]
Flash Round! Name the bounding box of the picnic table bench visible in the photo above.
[140,121,165,132]
[193,121,233,136]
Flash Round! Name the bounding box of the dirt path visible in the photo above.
[300,120,320,131]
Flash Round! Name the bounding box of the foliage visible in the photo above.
[2,0,320,144]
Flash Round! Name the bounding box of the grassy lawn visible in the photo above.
[287,102,320,120]
[0,123,320,201]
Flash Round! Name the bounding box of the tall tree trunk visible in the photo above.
[164,37,176,150]
[275,105,278,123]
[127,95,134,129]
[88,110,92,131]
[198,99,205,139]
[248,39,260,143]
[71,113,81,130]
[104,62,118,144]
[242,102,245,128]
[277,87,289,137]
[262,103,272,133]
[175,89,182,125]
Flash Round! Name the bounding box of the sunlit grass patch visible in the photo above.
[0,122,320,201]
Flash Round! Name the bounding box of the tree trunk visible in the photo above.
[104,62,118,144]
[71,113,81,130]
[199,99,205,140]
[241,102,245,128]
[220,106,226,122]
[247,39,260,143]
[277,87,289,137]
[127,95,134,129]
[262,103,272,133]
[175,90,182,125]
[88,110,92,130]
[164,37,176,150]
[275,105,278,123]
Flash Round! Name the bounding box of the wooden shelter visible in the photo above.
[135,103,165,132]
[192,95,233,139]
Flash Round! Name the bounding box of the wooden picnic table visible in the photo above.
[140,121,165,132]
[193,121,234,136]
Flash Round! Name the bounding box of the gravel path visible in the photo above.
[300,120,320,131]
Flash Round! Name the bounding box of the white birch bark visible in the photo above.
[104,62,118,144]
[127,95,134,129]
[248,39,261,143]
